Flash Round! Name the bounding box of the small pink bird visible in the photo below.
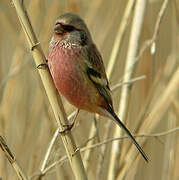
[47,13,148,162]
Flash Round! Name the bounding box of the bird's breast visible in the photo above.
[48,46,98,110]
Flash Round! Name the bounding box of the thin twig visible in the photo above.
[40,110,78,173]
[117,0,169,85]
[31,126,179,178]
[111,75,146,91]
[136,0,169,59]
[83,115,99,171]
[106,0,136,77]
[96,120,111,180]
[0,136,28,180]
[82,127,179,151]
[39,109,80,173]
[40,129,59,172]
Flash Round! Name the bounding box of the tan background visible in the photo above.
[0,0,178,179]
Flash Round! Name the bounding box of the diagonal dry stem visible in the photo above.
[0,136,28,180]
[11,0,87,179]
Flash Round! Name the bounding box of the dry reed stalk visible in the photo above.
[32,0,105,175]
[39,111,77,175]
[96,77,145,177]
[1,1,177,179]
[118,67,179,179]
[0,49,26,166]
[106,0,135,78]
[35,125,179,177]
[171,99,179,179]
[172,98,179,118]
[83,0,115,173]
[83,117,98,170]
[96,118,110,180]
[38,1,62,51]
[35,5,144,174]
[0,12,18,44]
[38,77,145,176]
[111,76,146,92]
[33,76,146,177]
[27,1,64,175]
[80,128,179,152]
[24,1,64,176]
[41,78,146,174]
[83,0,136,174]
[0,1,43,177]
[122,55,177,180]
[136,0,169,60]
[11,0,87,179]
[107,1,148,179]
[161,4,177,179]
[86,0,103,25]
[120,1,172,178]
[40,129,59,173]
[0,136,28,180]
[162,111,176,180]
[1,0,60,177]
[81,0,105,171]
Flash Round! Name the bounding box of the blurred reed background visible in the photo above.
[0,0,179,179]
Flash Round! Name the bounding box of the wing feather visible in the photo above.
[82,43,113,107]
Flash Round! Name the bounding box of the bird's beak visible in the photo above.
[54,23,64,34]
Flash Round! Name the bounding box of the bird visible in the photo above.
[47,13,148,162]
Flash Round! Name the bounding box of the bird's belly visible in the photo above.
[55,68,87,108]
[48,48,99,110]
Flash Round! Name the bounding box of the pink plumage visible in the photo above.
[48,38,104,115]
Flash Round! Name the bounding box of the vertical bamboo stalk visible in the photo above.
[107,1,148,179]
[11,0,87,179]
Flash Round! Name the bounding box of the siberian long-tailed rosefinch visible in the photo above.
[48,13,148,162]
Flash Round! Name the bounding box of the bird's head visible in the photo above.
[52,13,92,47]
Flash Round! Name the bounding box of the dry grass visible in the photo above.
[0,0,179,180]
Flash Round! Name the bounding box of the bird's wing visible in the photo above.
[81,44,149,163]
[82,43,113,107]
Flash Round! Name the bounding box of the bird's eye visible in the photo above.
[63,25,75,32]
[55,22,61,26]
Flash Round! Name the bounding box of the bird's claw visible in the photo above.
[72,147,80,157]
[59,123,74,135]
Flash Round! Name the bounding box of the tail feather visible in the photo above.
[107,107,149,162]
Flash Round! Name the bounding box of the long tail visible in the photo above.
[107,107,149,162]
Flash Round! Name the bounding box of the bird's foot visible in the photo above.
[59,109,79,135]
[72,147,80,157]
[59,123,74,135]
